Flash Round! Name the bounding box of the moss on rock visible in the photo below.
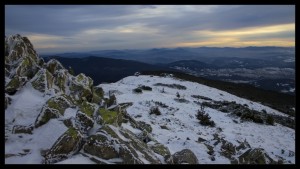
[92,86,104,104]
[69,82,93,103]
[83,133,119,160]
[44,127,83,164]
[5,76,24,95]
[31,69,51,93]
[79,101,96,118]
[150,142,171,159]
[83,125,160,164]
[35,95,73,127]
[75,73,93,89]
[16,56,38,78]
[98,108,122,126]
[35,107,60,128]
[47,95,72,115]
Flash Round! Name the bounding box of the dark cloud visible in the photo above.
[139,5,294,33]
[5,5,295,53]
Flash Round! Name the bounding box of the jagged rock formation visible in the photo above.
[4,34,172,164]
[5,34,43,94]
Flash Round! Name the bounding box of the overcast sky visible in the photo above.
[5,5,295,54]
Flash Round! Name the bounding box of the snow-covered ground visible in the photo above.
[5,75,295,164]
[99,75,295,164]
[5,83,74,164]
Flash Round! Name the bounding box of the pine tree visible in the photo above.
[176,92,180,98]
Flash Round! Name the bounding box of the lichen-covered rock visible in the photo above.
[76,101,97,132]
[5,76,27,95]
[44,127,83,164]
[46,59,65,75]
[75,111,94,133]
[75,73,93,89]
[238,148,275,164]
[63,118,76,128]
[167,149,199,164]
[98,108,123,126]
[46,95,73,115]
[53,69,68,93]
[83,132,119,160]
[83,125,161,164]
[5,34,44,97]
[35,95,74,127]
[15,56,39,78]
[79,101,96,118]
[31,69,54,93]
[5,35,41,79]
[35,106,60,128]
[12,125,34,134]
[149,142,171,160]
[110,126,160,164]
[69,80,93,103]
[91,86,104,104]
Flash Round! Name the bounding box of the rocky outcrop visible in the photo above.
[69,78,93,103]
[46,59,65,75]
[75,101,97,133]
[44,127,83,164]
[35,95,74,127]
[149,142,171,160]
[6,34,170,164]
[5,76,27,95]
[167,149,199,164]
[83,132,120,160]
[91,86,104,104]
[12,125,34,134]
[5,34,41,80]
[238,148,275,164]
[83,125,161,164]
[31,69,54,93]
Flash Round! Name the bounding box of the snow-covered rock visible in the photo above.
[44,127,84,164]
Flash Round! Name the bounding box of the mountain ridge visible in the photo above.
[5,35,295,164]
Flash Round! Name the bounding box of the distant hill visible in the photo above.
[42,46,295,64]
[43,56,173,85]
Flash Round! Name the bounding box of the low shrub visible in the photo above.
[196,109,215,127]
[266,115,275,125]
[150,106,161,115]
[133,88,143,93]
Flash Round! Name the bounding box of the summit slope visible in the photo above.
[99,75,295,164]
